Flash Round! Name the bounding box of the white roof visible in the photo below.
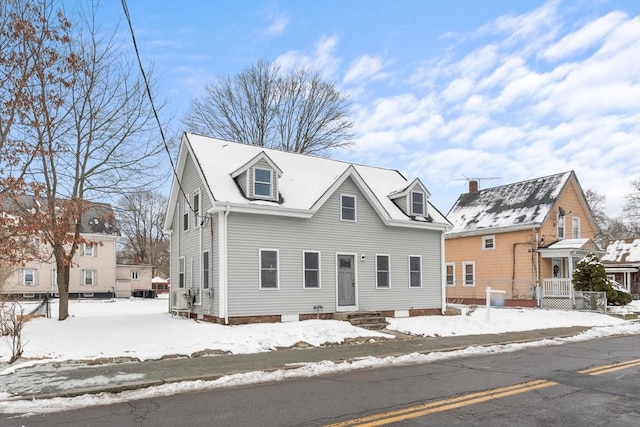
[602,239,640,264]
[165,133,449,229]
[545,238,590,249]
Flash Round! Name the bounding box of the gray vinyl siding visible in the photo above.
[236,171,248,196]
[226,178,442,317]
[392,194,409,216]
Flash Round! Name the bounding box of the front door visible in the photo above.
[337,254,356,307]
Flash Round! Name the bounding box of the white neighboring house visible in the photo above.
[2,201,120,299]
[163,133,451,324]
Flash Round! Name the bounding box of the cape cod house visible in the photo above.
[445,171,601,307]
[602,239,640,295]
[163,133,450,324]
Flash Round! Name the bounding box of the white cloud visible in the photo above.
[276,35,341,78]
[343,55,386,84]
[262,14,289,36]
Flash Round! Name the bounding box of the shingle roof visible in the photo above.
[602,239,640,264]
[167,133,450,229]
[446,171,573,234]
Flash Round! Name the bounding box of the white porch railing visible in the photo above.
[542,278,573,297]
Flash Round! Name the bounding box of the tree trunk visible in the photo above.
[54,246,70,321]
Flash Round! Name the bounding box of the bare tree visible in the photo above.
[184,59,354,156]
[621,179,640,238]
[3,1,167,320]
[116,190,169,277]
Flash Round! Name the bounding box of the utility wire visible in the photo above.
[120,0,196,215]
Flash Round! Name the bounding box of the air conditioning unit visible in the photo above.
[172,291,188,310]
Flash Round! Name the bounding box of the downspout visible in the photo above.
[441,231,446,314]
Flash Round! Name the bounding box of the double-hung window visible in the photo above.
[260,249,279,289]
[203,251,210,289]
[178,256,186,288]
[376,255,390,288]
[183,194,189,231]
[82,243,95,257]
[572,217,580,239]
[409,255,422,287]
[482,235,495,250]
[193,190,200,228]
[303,251,320,289]
[254,167,273,198]
[83,270,96,286]
[23,269,36,286]
[411,191,424,216]
[446,263,455,287]
[557,214,565,238]
[341,195,356,221]
[463,262,475,287]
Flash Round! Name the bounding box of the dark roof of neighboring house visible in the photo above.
[602,239,640,265]
[1,195,118,235]
[446,171,574,235]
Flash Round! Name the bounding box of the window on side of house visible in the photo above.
[463,262,475,287]
[341,194,356,221]
[23,269,36,286]
[482,235,495,250]
[409,255,422,287]
[193,190,200,228]
[376,254,390,288]
[411,191,424,216]
[131,269,139,280]
[183,194,189,231]
[82,242,95,257]
[446,263,455,287]
[557,214,565,238]
[303,251,320,289]
[572,216,580,239]
[203,250,210,289]
[82,269,96,286]
[178,256,185,288]
[260,249,279,289]
[253,167,273,199]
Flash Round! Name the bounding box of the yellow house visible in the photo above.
[445,171,601,307]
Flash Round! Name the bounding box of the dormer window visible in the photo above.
[411,191,424,216]
[253,167,273,198]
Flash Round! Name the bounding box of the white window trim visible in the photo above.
[193,189,201,229]
[203,250,210,289]
[557,214,565,239]
[302,250,321,289]
[446,262,455,287]
[572,216,580,239]
[482,235,495,251]
[82,242,95,257]
[409,255,422,288]
[178,256,186,289]
[131,269,139,280]
[410,191,424,216]
[462,261,475,287]
[253,166,273,200]
[340,194,357,222]
[183,193,189,232]
[82,269,96,287]
[375,254,391,289]
[23,268,36,286]
[259,248,280,290]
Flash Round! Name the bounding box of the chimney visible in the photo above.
[469,179,478,193]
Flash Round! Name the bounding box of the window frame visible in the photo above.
[462,261,475,287]
[409,255,422,288]
[446,262,455,287]
[82,242,95,257]
[183,193,189,232]
[203,250,210,289]
[572,216,580,239]
[193,189,201,228]
[303,251,321,289]
[178,256,186,289]
[130,269,139,280]
[411,191,424,216]
[482,235,495,250]
[259,249,279,290]
[376,254,390,289]
[340,194,357,222]
[557,214,565,238]
[23,268,36,286]
[83,269,96,286]
[253,167,273,199]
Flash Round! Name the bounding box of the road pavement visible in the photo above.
[0,326,593,401]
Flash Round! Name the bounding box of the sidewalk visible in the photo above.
[0,326,590,401]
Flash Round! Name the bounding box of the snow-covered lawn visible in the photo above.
[1,297,638,365]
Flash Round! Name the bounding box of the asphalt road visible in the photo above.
[2,334,639,427]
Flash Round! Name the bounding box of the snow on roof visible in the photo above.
[545,238,590,249]
[602,239,640,264]
[446,171,573,234]
[184,133,449,225]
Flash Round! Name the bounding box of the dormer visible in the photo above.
[230,151,283,202]
[389,178,431,219]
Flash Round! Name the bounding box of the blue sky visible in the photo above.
[90,0,639,217]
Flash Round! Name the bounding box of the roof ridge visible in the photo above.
[475,170,572,193]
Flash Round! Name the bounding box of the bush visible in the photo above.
[573,252,630,306]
